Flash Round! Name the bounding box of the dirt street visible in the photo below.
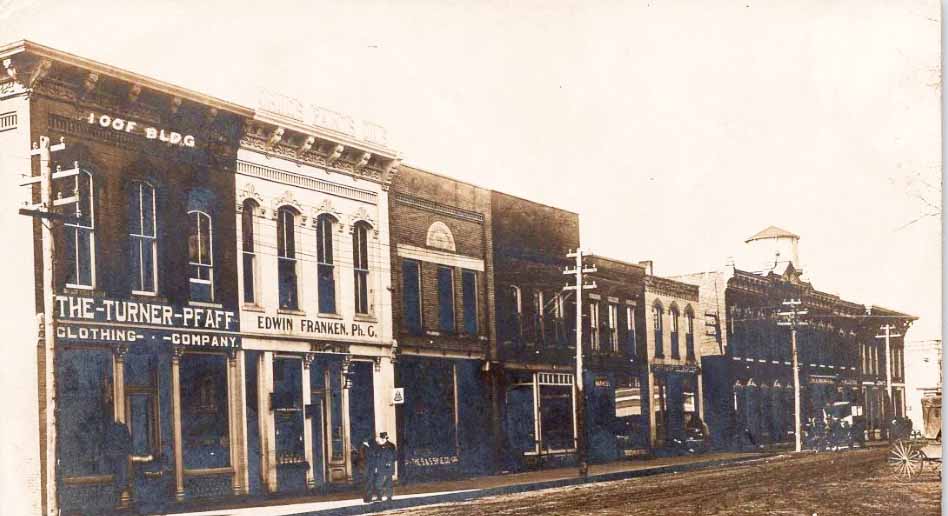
[379,448,941,516]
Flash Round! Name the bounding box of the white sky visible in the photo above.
[2,0,941,340]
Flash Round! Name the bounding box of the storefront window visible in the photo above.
[180,354,230,470]
[58,347,113,477]
[540,385,574,451]
[400,358,457,468]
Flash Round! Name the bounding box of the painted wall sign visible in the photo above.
[652,363,699,375]
[55,294,239,349]
[86,111,196,147]
[255,314,377,338]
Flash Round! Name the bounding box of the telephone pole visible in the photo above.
[20,135,79,516]
[564,249,596,478]
[777,299,807,452]
[876,324,902,422]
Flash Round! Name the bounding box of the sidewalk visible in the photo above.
[149,450,778,516]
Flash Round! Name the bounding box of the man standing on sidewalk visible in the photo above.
[361,438,380,503]
[376,432,397,502]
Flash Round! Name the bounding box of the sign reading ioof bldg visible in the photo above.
[55,294,239,348]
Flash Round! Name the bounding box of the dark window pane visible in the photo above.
[190,280,212,303]
[279,258,298,309]
[354,271,368,314]
[316,215,333,264]
[130,238,142,290]
[437,267,454,332]
[64,227,77,285]
[57,347,113,477]
[462,270,477,335]
[241,201,256,253]
[402,261,422,335]
[243,253,255,303]
[180,354,230,469]
[318,264,336,313]
[352,223,369,314]
[128,184,142,235]
[141,240,154,292]
[141,184,154,236]
[76,228,93,286]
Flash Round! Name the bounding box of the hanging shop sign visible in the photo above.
[54,294,239,349]
[86,111,196,148]
[254,314,377,339]
[392,387,405,405]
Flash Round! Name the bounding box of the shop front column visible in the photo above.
[341,356,353,480]
[302,354,316,489]
[113,345,131,509]
[171,346,185,501]
[258,352,277,493]
[227,351,244,496]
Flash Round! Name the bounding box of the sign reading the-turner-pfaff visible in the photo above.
[55,294,239,349]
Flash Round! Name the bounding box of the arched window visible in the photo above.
[277,207,299,310]
[670,305,681,359]
[352,221,371,315]
[64,170,95,287]
[188,210,213,302]
[129,181,157,294]
[316,214,337,314]
[652,302,664,358]
[241,199,258,304]
[685,306,696,360]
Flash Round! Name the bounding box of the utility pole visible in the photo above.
[20,135,78,516]
[777,299,807,453]
[876,324,902,422]
[564,249,596,478]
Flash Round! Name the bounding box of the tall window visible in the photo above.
[187,211,213,302]
[241,200,257,304]
[685,308,696,360]
[316,214,337,314]
[670,306,681,359]
[352,222,371,315]
[589,301,600,350]
[129,181,157,294]
[437,266,454,332]
[608,303,619,352]
[508,285,523,342]
[652,303,664,358]
[533,290,545,344]
[626,305,637,357]
[64,171,94,287]
[402,260,422,335]
[461,270,478,335]
[552,293,567,346]
[277,207,298,310]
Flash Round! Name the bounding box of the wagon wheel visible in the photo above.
[888,440,924,481]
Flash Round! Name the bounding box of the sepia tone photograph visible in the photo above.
[0,1,942,515]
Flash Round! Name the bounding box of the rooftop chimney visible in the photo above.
[639,260,654,275]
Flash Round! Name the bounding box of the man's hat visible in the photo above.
[379,432,389,439]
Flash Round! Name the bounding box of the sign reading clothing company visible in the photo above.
[55,295,239,349]
[255,314,377,339]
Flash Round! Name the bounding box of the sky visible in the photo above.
[1,0,942,340]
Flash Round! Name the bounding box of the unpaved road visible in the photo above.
[379,448,941,516]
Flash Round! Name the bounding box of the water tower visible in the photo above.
[743,225,801,275]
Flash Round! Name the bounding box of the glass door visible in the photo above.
[273,356,306,492]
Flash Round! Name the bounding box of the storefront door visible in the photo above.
[272,356,306,492]
[124,350,169,511]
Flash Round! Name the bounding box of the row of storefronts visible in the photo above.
[0,41,917,516]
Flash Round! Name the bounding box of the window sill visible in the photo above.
[242,304,265,313]
[64,284,96,292]
[277,308,306,316]
[354,314,377,323]
[318,312,344,320]
[189,301,223,309]
[131,292,166,303]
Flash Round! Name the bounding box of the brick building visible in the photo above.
[1,40,249,514]
[642,266,705,449]
[676,227,916,447]
[388,165,495,479]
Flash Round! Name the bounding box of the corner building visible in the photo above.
[0,41,250,515]
[235,100,400,494]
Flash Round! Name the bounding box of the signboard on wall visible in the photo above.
[54,294,239,349]
[392,387,405,405]
[253,313,377,339]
